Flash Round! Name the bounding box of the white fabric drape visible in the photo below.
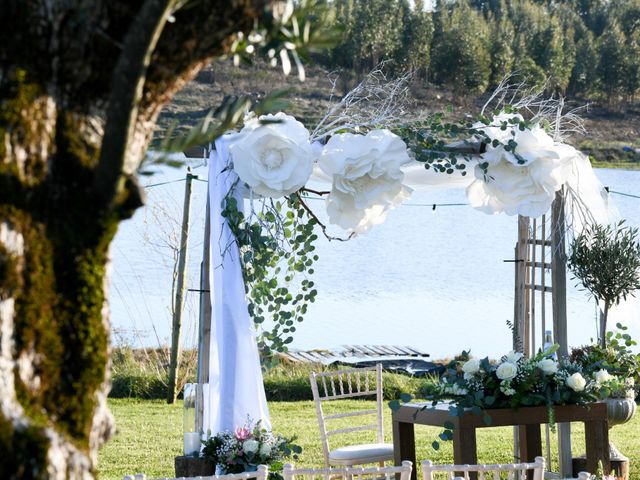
[203,136,271,437]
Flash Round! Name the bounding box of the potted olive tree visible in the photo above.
[568,221,640,349]
[568,221,640,475]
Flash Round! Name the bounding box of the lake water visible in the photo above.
[110,165,640,358]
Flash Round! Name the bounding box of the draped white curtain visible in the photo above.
[203,136,271,437]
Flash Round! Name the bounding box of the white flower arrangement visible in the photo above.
[229,112,315,198]
[319,129,412,233]
[467,114,577,218]
[201,420,301,480]
[432,346,600,421]
[227,113,412,234]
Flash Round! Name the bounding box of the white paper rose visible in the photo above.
[566,372,587,392]
[473,112,524,166]
[319,129,412,234]
[229,112,314,197]
[461,359,481,379]
[243,439,260,454]
[496,362,518,381]
[594,369,614,384]
[537,358,558,375]
[467,121,576,218]
[259,443,272,457]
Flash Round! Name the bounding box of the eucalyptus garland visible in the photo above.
[222,191,319,364]
[396,105,533,178]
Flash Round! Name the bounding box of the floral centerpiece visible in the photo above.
[570,324,639,400]
[570,325,639,465]
[412,346,601,449]
[201,419,301,480]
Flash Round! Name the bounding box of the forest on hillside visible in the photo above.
[317,0,640,107]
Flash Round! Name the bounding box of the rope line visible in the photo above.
[141,178,640,204]
[143,178,186,189]
[606,189,640,199]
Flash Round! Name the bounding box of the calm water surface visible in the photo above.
[110,166,640,358]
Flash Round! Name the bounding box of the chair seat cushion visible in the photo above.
[329,443,394,466]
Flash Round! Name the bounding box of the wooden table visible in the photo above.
[392,402,609,480]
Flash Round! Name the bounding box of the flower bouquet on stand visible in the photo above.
[571,325,639,475]
[201,419,302,480]
[417,346,601,449]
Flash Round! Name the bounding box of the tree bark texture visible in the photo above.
[0,1,264,478]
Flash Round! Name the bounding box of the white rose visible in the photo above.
[496,362,518,381]
[444,383,468,396]
[319,129,412,234]
[566,372,587,392]
[505,351,524,364]
[243,439,260,454]
[259,443,272,457]
[594,369,613,384]
[461,359,481,377]
[229,112,314,197]
[537,358,558,375]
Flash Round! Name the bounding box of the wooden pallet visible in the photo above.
[279,345,429,364]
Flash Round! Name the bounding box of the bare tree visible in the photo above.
[0,1,267,477]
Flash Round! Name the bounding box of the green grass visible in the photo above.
[98,399,640,480]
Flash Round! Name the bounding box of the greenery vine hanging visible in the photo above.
[222,190,319,364]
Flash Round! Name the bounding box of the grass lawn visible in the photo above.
[99,399,640,480]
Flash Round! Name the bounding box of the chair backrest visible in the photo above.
[421,456,546,480]
[123,465,268,480]
[283,460,412,480]
[309,364,384,466]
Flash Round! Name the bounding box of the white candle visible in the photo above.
[184,432,201,456]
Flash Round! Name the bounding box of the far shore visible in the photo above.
[592,161,640,170]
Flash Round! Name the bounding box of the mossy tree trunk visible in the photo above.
[0,1,264,478]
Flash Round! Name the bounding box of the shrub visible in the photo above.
[108,349,438,401]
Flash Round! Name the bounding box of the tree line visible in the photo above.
[321,0,640,106]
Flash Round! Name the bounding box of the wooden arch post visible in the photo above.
[513,187,571,477]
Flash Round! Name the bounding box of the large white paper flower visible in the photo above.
[467,122,576,218]
[473,112,523,166]
[319,129,412,234]
[229,112,314,197]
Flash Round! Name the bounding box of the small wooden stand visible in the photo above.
[174,456,215,477]
[392,402,609,480]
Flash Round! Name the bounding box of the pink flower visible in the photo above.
[235,427,251,441]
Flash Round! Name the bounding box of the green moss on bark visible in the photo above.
[0,415,50,480]
[0,241,22,300]
[1,190,117,449]
[0,68,48,182]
